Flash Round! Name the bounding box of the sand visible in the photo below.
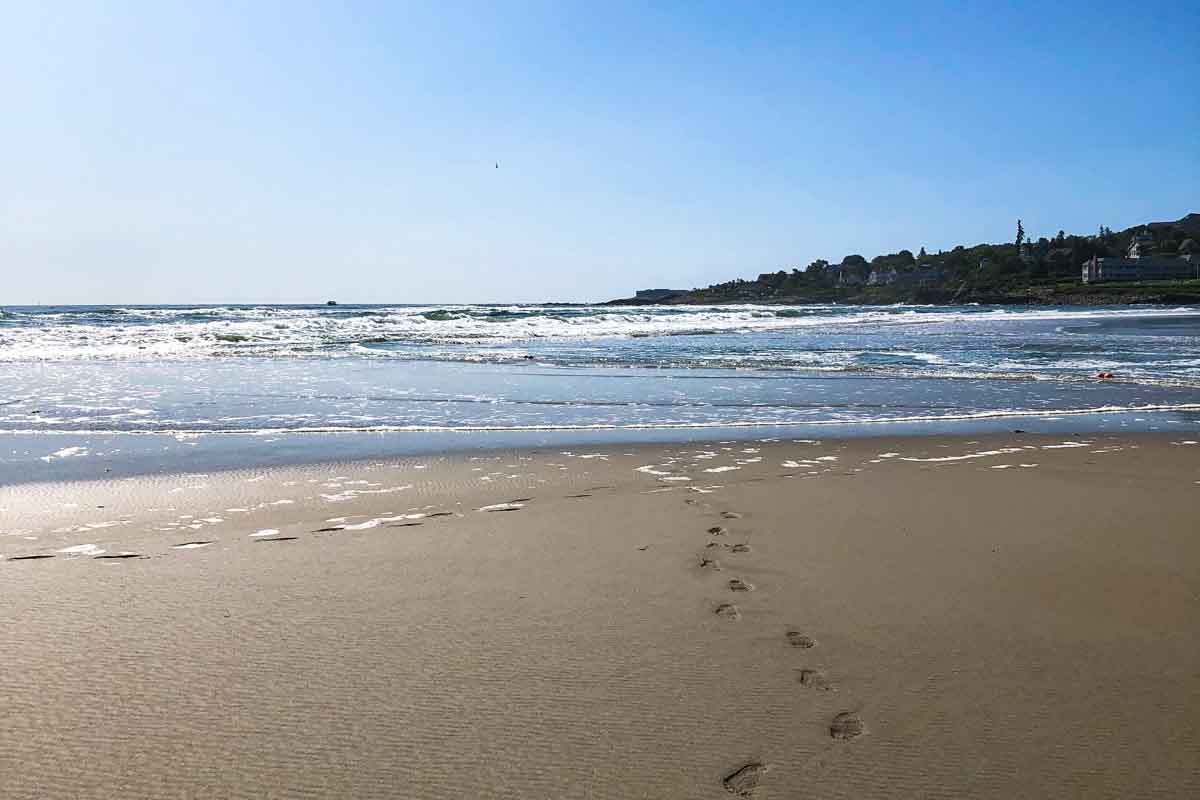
[2,433,1198,798]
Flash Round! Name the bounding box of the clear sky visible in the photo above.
[2,1,1197,304]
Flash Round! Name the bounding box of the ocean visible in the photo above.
[2,303,1199,483]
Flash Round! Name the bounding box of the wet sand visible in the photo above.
[2,433,1199,798]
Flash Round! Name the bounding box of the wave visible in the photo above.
[1,303,1196,363]
[4,402,1199,436]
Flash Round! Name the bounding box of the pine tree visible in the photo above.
[1016,219,1025,248]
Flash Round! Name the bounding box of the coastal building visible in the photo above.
[867,267,898,286]
[1080,228,1199,284]
[832,266,865,287]
[915,263,944,286]
[1081,255,1198,283]
[1127,227,1155,259]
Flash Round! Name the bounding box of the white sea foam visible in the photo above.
[3,400,1200,438]
[901,447,1026,463]
[2,304,1196,363]
[477,502,525,512]
[40,446,88,462]
[58,544,105,555]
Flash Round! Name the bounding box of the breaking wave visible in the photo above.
[0,303,1197,365]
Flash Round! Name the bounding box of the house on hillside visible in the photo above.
[1081,227,1200,283]
[867,267,898,286]
[832,266,865,287]
[915,263,944,286]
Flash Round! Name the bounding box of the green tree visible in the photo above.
[1016,219,1025,248]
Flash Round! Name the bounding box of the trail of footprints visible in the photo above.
[7,485,865,796]
[702,505,865,797]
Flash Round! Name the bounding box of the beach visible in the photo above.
[4,432,1198,798]
[8,1,1199,794]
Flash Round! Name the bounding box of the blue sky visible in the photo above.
[2,1,1197,304]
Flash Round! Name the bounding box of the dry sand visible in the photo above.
[2,433,1199,798]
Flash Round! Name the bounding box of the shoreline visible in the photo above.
[3,432,1198,797]
[5,405,1200,488]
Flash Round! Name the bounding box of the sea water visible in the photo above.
[2,303,1198,482]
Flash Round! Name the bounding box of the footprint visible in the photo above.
[797,668,833,691]
[94,553,143,560]
[830,711,864,740]
[172,541,214,549]
[424,511,454,518]
[254,536,298,542]
[723,762,766,796]
[727,578,753,592]
[8,554,55,561]
[313,526,345,532]
[565,493,592,499]
[707,526,726,535]
[714,603,741,620]
[730,543,751,553]
[700,556,721,570]
[720,511,742,520]
[786,631,816,648]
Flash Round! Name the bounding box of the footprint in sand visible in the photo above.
[727,578,753,592]
[8,554,55,561]
[797,668,833,691]
[730,543,751,553]
[720,511,742,520]
[700,556,721,570]
[723,762,766,796]
[707,526,726,536]
[255,536,298,542]
[313,526,345,532]
[94,553,143,560]
[714,603,741,620]
[786,631,816,648]
[830,711,865,740]
[172,541,214,549]
[565,493,592,499]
